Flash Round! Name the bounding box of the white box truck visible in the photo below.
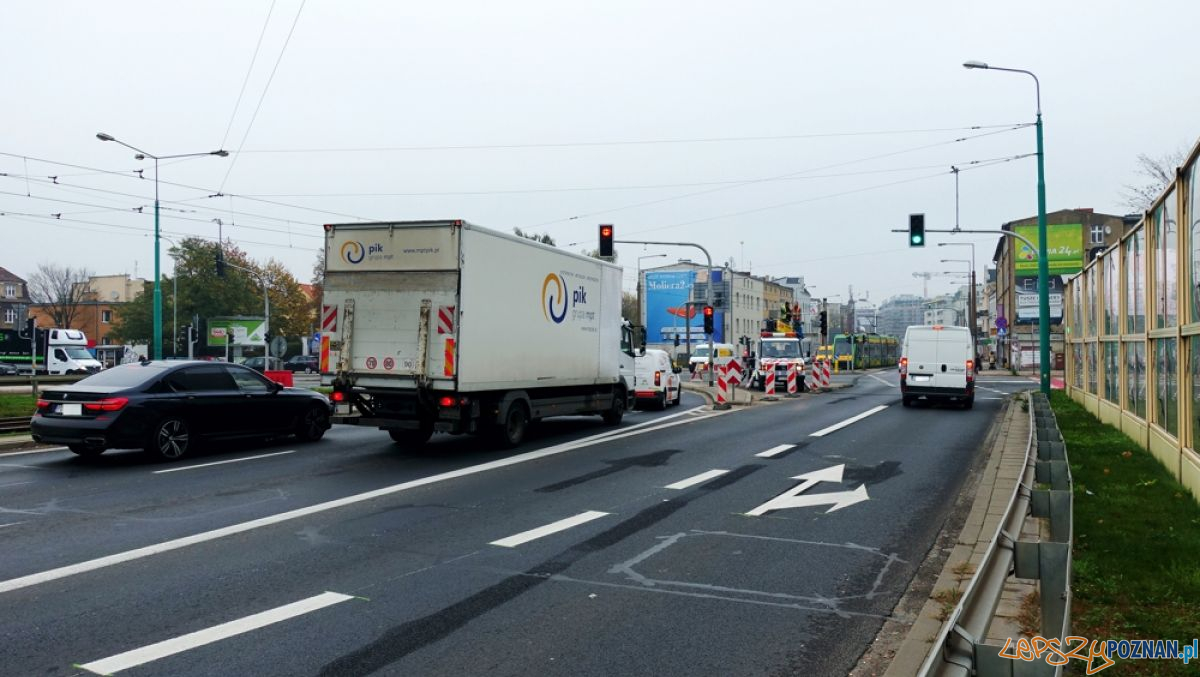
[320,220,637,448]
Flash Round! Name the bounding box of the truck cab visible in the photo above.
[43,329,103,375]
[752,332,806,390]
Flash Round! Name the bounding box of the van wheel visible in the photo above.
[962,396,974,410]
[901,396,914,408]
[602,392,626,425]
[494,402,529,448]
[671,385,682,406]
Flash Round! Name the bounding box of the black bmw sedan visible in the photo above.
[31,360,332,460]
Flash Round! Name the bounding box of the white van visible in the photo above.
[688,343,735,373]
[635,349,682,409]
[900,325,975,408]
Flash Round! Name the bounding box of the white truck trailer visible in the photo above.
[320,220,637,448]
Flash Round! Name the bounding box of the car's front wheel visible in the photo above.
[146,417,190,461]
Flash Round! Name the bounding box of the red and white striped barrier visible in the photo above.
[715,364,728,407]
[821,359,831,389]
[810,361,822,392]
[786,362,798,395]
[724,357,743,387]
[764,364,776,396]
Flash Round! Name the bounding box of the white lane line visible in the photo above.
[868,373,897,387]
[0,480,34,488]
[78,591,354,675]
[0,522,27,529]
[152,450,297,474]
[977,380,1036,384]
[489,511,610,548]
[0,447,68,457]
[977,386,1006,394]
[810,405,889,438]
[664,469,730,490]
[755,444,795,459]
[0,407,720,595]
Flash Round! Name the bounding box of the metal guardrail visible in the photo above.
[918,392,1074,677]
[0,374,86,387]
[0,416,32,434]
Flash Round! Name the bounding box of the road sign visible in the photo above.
[745,464,869,516]
[270,335,287,357]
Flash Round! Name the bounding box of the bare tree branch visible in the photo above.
[1120,147,1188,212]
[28,263,93,328]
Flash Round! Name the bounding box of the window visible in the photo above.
[101,310,112,323]
[1103,342,1120,403]
[1191,169,1200,325]
[227,366,271,393]
[1125,230,1145,333]
[1087,343,1097,394]
[1192,337,1200,448]
[1153,338,1178,435]
[1103,252,1118,334]
[3,284,13,298]
[1071,344,1083,389]
[1127,342,1146,419]
[1090,224,1105,245]
[3,308,14,325]
[166,366,238,392]
[1155,191,1178,327]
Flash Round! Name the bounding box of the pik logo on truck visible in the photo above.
[341,241,366,264]
[542,273,569,323]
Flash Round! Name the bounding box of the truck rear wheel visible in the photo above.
[494,402,529,448]
[602,391,625,426]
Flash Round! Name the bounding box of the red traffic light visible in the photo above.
[600,226,612,237]
[702,306,714,317]
[599,224,614,257]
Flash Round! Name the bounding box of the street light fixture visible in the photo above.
[96,133,229,360]
[962,60,1049,394]
[940,242,979,357]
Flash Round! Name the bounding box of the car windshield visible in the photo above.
[692,347,709,358]
[760,341,800,358]
[64,348,94,360]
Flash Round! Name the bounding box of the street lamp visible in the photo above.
[96,133,228,360]
[940,242,978,357]
[963,60,1050,394]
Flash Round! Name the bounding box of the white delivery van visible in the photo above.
[688,343,734,373]
[900,325,975,408]
[634,348,682,409]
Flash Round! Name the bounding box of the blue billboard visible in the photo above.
[645,270,724,343]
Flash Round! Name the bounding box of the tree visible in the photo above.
[27,262,93,328]
[513,227,556,246]
[262,259,317,338]
[1121,147,1188,212]
[580,247,617,263]
[310,247,325,327]
[621,291,638,322]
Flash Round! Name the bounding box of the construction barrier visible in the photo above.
[715,363,729,408]
[810,361,822,392]
[764,365,776,396]
[821,359,831,389]
[786,362,798,396]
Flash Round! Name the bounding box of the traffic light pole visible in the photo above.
[616,239,714,385]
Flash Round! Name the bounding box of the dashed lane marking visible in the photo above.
[152,450,297,474]
[490,511,610,548]
[809,405,889,438]
[664,469,730,490]
[754,444,795,458]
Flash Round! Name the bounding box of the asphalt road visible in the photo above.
[0,375,1033,676]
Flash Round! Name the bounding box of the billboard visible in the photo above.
[207,317,266,347]
[645,270,724,343]
[1015,276,1064,325]
[1014,223,1083,275]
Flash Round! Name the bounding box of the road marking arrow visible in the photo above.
[745,464,870,516]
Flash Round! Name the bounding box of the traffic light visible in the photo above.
[215,250,226,277]
[819,311,828,334]
[674,334,681,347]
[908,213,925,247]
[598,224,614,258]
[702,305,714,334]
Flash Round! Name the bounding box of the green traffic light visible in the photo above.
[911,234,923,245]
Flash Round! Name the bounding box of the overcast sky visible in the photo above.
[4,1,1197,304]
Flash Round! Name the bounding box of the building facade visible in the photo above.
[29,274,146,346]
[0,267,32,330]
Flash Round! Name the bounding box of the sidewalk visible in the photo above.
[0,434,43,454]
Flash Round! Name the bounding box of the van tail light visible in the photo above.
[83,397,128,412]
[654,370,662,386]
[899,357,908,376]
[966,360,975,382]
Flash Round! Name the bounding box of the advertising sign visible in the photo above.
[207,317,266,347]
[644,270,724,343]
[1014,224,1083,275]
[1015,276,1064,324]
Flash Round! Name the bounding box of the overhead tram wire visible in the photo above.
[0,151,374,222]
[0,210,315,252]
[233,122,1030,154]
[218,0,278,151]
[216,0,306,194]
[232,153,1034,198]
[532,124,1031,232]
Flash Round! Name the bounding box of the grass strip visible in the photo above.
[1051,392,1200,675]
[0,393,36,418]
